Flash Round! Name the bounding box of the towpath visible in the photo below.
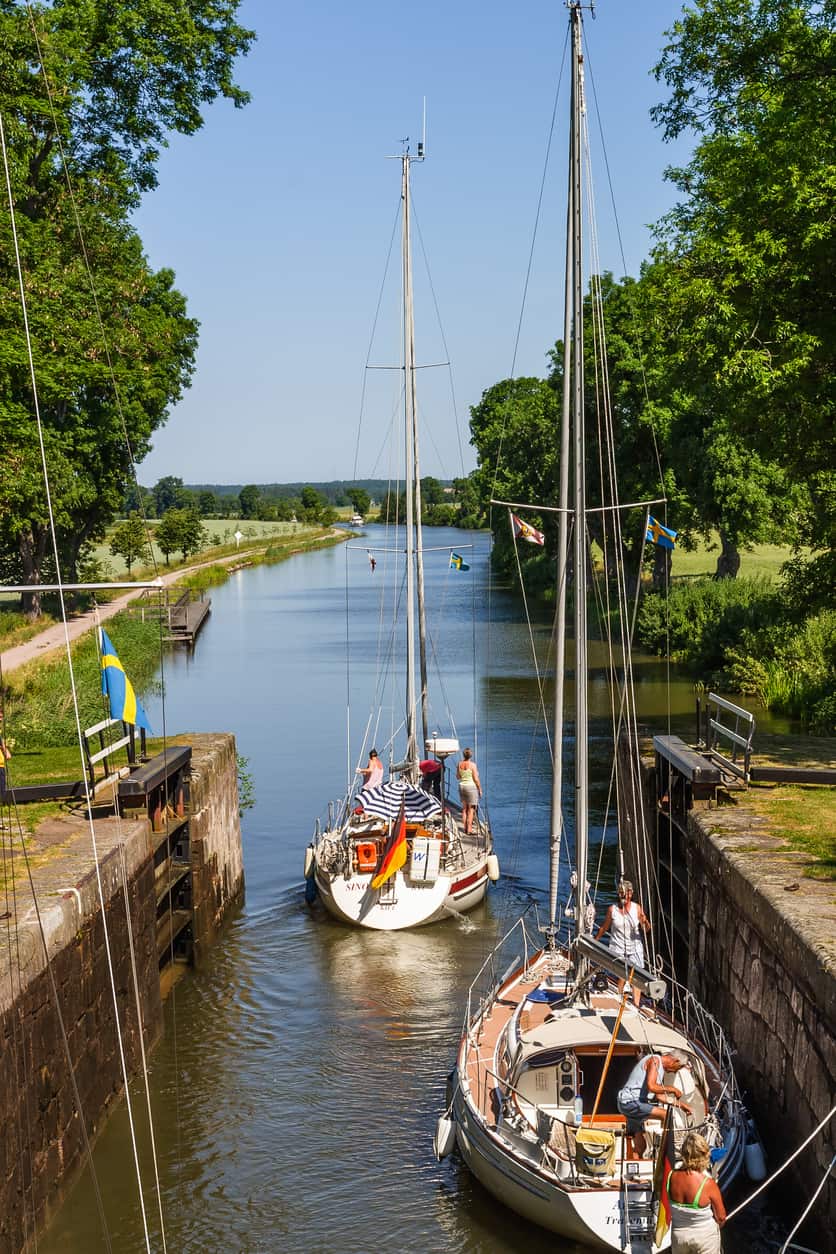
[1,529,344,676]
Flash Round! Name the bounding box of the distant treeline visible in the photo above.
[185,480,429,505]
[124,475,479,531]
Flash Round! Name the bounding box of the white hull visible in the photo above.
[314,859,489,931]
[453,1087,661,1251]
[449,938,746,1251]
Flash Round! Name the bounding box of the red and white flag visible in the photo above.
[510,512,545,547]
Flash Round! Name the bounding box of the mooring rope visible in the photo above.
[725,1105,836,1223]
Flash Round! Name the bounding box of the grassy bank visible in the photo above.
[0,525,347,749]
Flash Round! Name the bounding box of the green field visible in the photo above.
[92,517,319,578]
[670,536,799,582]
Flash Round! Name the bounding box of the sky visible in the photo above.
[133,0,694,488]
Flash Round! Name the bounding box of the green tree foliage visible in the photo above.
[197,489,219,517]
[468,377,558,581]
[109,512,150,575]
[651,0,835,558]
[238,484,261,518]
[153,508,206,564]
[300,486,325,521]
[152,476,189,516]
[0,2,253,616]
[348,487,371,516]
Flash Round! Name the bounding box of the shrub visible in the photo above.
[636,577,782,675]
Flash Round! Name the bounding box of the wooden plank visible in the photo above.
[750,765,836,785]
[118,746,192,798]
[653,735,721,784]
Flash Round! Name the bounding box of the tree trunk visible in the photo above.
[651,544,671,591]
[715,531,740,579]
[18,526,48,620]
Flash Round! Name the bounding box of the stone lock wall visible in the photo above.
[187,734,245,965]
[686,807,836,1241]
[0,821,160,1253]
[0,733,244,1253]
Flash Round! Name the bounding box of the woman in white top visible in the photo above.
[595,880,650,1005]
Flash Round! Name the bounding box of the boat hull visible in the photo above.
[314,861,489,931]
[452,1085,662,1251]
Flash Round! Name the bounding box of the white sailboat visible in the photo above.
[440,7,747,1248]
[305,143,498,931]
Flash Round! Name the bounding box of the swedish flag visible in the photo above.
[99,628,152,731]
[645,517,677,550]
[449,552,470,571]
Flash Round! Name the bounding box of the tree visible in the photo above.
[300,486,324,520]
[650,0,835,559]
[0,2,253,616]
[176,510,207,561]
[153,476,189,516]
[197,490,219,517]
[153,508,206,564]
[154,510,181,566]
[238,484,261,518]
[348,486,371,516]
[109,512,150,575]
[421,476,445,506]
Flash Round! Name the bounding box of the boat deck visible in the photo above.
[463,956,668,1165]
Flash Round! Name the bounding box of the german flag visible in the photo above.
[371,799,407,889]
[653,1107,677,1245]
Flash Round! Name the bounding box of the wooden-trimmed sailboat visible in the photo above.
[305,142,498,931]
[439,6,747,1248]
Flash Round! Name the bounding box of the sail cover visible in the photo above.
[358,780,442,821]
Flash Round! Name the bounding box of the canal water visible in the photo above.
[42,527,790,1253]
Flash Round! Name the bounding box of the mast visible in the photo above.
[401,146,423,779]
[570,5,589,935]
[548,18,576,932]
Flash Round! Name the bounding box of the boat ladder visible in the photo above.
[622,1186,654,1246]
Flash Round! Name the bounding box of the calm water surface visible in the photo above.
[42,528,790,1253]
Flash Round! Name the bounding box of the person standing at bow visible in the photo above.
[456,748,481,835]
[356,749,383,790]
[595,879,650,1005]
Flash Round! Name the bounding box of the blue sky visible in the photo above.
[134,0,692,487]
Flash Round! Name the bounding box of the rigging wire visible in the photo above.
[1,109,155,1252]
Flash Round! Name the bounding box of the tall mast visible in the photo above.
[549,15,576,932]
[401,148,422,779]
[570,5,589,934]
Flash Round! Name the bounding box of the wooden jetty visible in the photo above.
[164,588,211,645]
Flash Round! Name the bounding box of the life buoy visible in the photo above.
[355,841,378,872]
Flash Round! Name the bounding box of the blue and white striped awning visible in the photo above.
[357,780,442,821]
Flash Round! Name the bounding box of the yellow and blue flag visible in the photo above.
[449,552,470,571]
[99,628,152,731]
[645,516,677,550]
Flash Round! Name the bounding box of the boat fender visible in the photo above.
[304,877,318,905]
[303,845,315,880]
[433,1114,456,1161]
[487,853,500,883]
[744,1129,767,1182]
